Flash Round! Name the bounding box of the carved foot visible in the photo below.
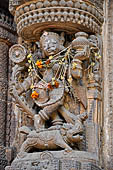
[65,148,73,153]
[17,151,27,158]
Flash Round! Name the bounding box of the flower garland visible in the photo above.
[27,45,101,99]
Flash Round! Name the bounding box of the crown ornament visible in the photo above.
[9,0,104,41]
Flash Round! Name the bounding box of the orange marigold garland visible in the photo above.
[46,59,51,65]
[47,83,53,90]
[54,80,59,88]
[31,91,39,99]
[36,60,43,69]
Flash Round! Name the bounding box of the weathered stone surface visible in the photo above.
[5,151,102,170]
[103,0,113,169]
[0,41,9,170]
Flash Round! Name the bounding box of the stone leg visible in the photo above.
[35,99,64,131]
[34,114,45,131]
[20,138,37,153]
[55,132,72,152]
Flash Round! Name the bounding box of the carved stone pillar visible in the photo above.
[0,8,17,169]
[0,41,9,169]
[103,0,113,169]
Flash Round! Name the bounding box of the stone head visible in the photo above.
[40,32,64,57]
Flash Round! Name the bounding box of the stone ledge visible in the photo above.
[5,150,101,170]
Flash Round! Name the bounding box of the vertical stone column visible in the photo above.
[86,80,101,156]
[103,0,113,169]
[0,41,9,169]
[0,8,17,169]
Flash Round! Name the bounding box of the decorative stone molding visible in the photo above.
[0,9,16,32]
[9,0,104,15]
[0,27,17,45]
[0,9,17,169]
[103,0,113,169]
[0,9,17,45]
[0,42,9,170]
[10,0,104,41]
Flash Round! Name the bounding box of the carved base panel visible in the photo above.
[5,151,101,170]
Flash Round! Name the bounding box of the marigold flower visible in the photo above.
[36,60,43,68]
[47,83,53,90]
[46,59,50,65]
[31,91,39,99]
[55,81,59,88]
[38,65,43,69]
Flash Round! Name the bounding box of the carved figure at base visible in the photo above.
[19,112,87,154]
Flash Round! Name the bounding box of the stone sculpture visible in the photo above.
[19,112,87,153]
[9,30,102,154]
[6,0,104,169]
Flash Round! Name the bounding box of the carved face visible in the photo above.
[42,37,60,56]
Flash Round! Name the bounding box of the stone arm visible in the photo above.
[15,76,32,95]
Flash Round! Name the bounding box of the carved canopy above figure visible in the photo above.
[9,0,104,41]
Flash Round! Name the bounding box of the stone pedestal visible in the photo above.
[5,151,101,170]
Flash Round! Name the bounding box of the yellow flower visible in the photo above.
[30,85,34,89]
[61,76,64,80]
[72,62,77,69]
[95,53,98,56]
[28,69,31,72]
[28,60,31,63]
[97,55,101,59]
[49,56,53,60]
[29,65,32,69]
[52,77,55,81]
[62,58,65,61]
[27,53,32,59]
[91,62,95,66]
[68,76,73,84]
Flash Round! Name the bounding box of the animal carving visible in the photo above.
[19,112,87,153]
